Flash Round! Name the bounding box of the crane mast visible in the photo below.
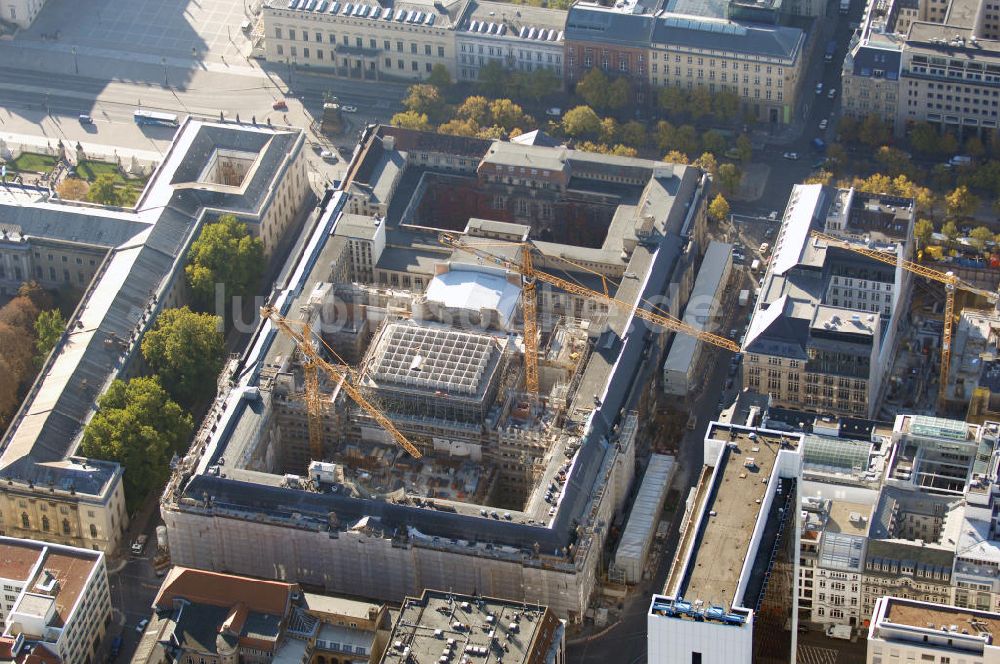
[810,231,998,409]
[261,306,423,459]
[439,233,740,361]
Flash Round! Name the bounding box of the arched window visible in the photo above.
[89,524,97,538]
[62,519,70,535]
[21,513,29,529]
[316,657,326,664]
[41,516,49,532]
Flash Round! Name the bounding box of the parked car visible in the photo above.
[819,118,828,130]
[815,82,824,94]
[78,114,94,125]
[545,107,562,117]
[135,619,149,634]
[272,99,288,111]
[828,88,838,99]
[341,105,358,113]
[783,152,799,160]
[319,150,338,162]
[131,534,148,555]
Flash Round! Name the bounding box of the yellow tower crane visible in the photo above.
[261,305,423,459]
[809,231,998,408]
[439,234,740,386]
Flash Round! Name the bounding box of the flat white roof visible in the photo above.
[424,268,521,329]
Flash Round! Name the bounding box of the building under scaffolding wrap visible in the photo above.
[160,125,714,620]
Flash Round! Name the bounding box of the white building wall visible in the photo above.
[647,609,754,664]
[0,0,45,28]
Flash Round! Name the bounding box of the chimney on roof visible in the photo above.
[382,135,395,151]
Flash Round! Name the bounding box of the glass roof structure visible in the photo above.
[803,434,872,473]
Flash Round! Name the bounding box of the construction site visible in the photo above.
[161,126,721,620]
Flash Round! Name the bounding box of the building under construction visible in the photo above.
[161,126,714,620]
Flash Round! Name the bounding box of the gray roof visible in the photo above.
[651,16,805,60]
[564,5,655,47]
[851,44,901,79]
[0,202,150,248]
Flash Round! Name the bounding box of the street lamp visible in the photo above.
[71,46,78,75]
[161,57,168,87]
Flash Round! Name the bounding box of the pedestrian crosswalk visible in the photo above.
[797,645,839,664]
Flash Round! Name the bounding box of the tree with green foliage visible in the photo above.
[185,214,264,312]
[687,88,712,118]
[876,146,910,175]
[970,226,994,254]
[427,64,452,90]
[836,116,860,144]
[80,377,193,510]
[33,309,65,365]
[575,68,610,111]
[673,125,700,157]
[909,122,940,155]
[718,163,741,196]
[86,173,122,206]
[945,185,979,220]
[965,135,986,159]
[735,134,753,163]
[655,121,676,151]
[521,67,560,102]
[701,130,726,156]
[562,106,602,138]
[859,115,890,147]
[141,307,225,407]
[938,132,960,156]
[390,110,432,131]
[607,77,632,111]
[942,220,960,245]
[658,86,687,117]
[620,121,647,149]
[403,84,447,123]
[477,60,508,97]
[708,194,730,223]
[914,219,935,249]
[712,90,740,120]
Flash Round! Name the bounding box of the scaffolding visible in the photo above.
[360,321,512,424]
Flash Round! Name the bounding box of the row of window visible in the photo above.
[274,27,446,56]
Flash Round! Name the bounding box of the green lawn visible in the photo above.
[9,152,57,174]
[76,159,122,183]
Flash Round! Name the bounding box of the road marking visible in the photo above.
[797,644,838,664]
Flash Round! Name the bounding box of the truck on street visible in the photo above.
[826,624,852,640]
[739,289,750,307]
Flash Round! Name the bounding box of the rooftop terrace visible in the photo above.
[379,590,562,664]
[674,425,799,608]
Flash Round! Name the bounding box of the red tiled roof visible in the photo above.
[154,568,293,616]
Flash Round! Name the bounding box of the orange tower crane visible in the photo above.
[439,234,740,384]
[810,231,998,407]
[261,305,423,459]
